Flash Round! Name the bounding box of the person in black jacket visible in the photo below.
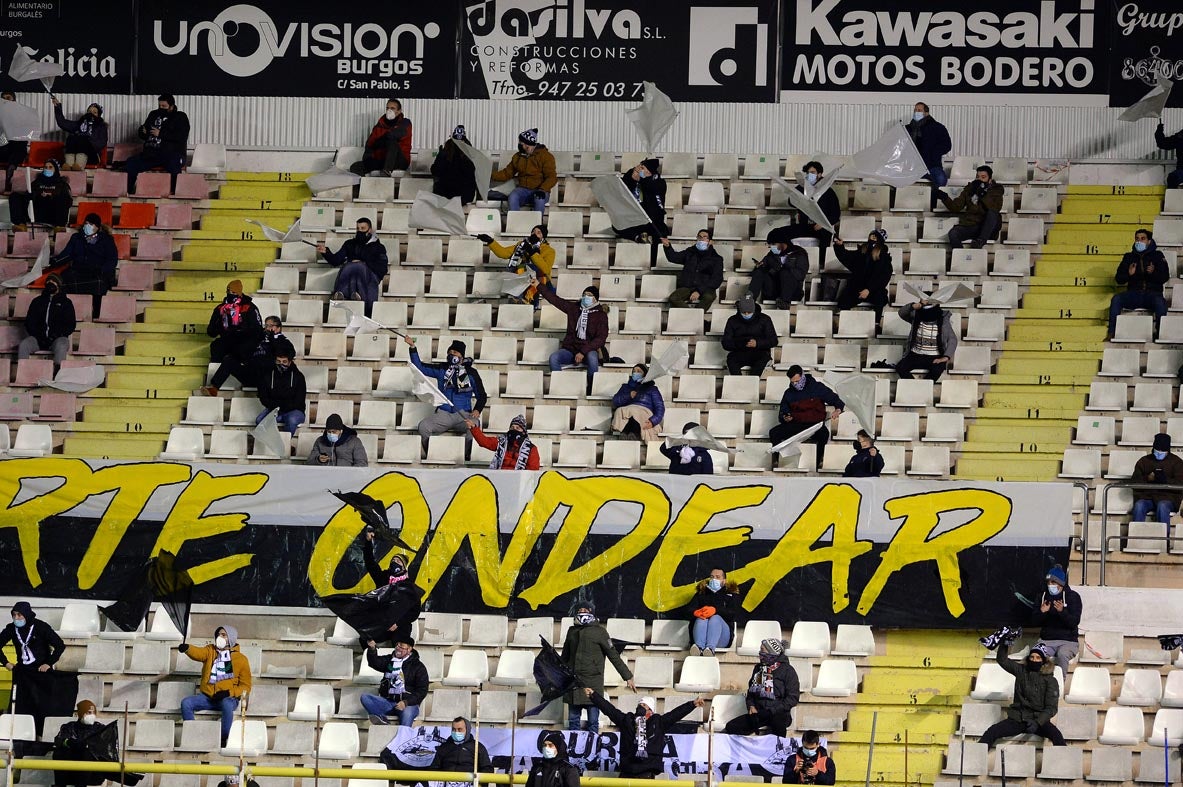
[18,274,75,368]
[663,229,725,310]
[769,365,844,464]
[1157,121,1183,189]
[1027,564,1082,674]
[525,732,580,787]
[0,601,65,737]
[125,94,190,194]
[360,633,430,726]
[749,227,809,309]
[203,314,286,396]
[614,158,668,265]
[722,295,778,376]
[429,716,493,773]
[784,730,836,785]
[52,700,142,787]
[843,430,884,478]
[253,340,306,434]
[56,212,119,315]
[778,161,842,263]
[430,126,478,204]
[0,91,28,193]
[207,280,265,367]
[905,101,952,210]
[10,158,73,229]
[316,217,388,316]
[659,422,715,476]
[834,228,892,320]
[362,529,424,643]
[1107,228,1169,338]
[52,98,108,170]
[688,567,740,654]
[724,638,800,737]
[586,689,702,778]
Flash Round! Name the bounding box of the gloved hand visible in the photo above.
[1025,721,1039,734]
[532,190,548,201]
[176,643,189,653]
[211,690,230,703]
[476,234,494,244]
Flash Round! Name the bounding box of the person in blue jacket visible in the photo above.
[611,363,665,441]
[406,336,487,460]
[905,101,952,210]
[659,422,714,475]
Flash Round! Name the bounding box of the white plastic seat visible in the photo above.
[736,620,782,657]
[441,649,489,687]
[419,612,463,646]
[631,656,674,689]
[288,684,336,720]
[317,722,360,759]
[508,617,554,648]
[959,702,1004,736]
[832,624,875,657]
[894,379,935,407]
[785,621,831,658]
[58,603,102,638]
[673,656,721,692]
[1065,666,1112,704]
[942,740,989,776]
[1074,416,1116,445]
[989,744,1036,777]
[648,619,691,651]
[220,719,268,757]
[1136,748,1182,783]
[466,615,509,647]
[1118,669,1164,706]
[970,662,1015,701]
[490,650,535,686]
[159,426,205,461]
[1097,705,1145,744]
[1059,449,1102,480]
[425,688,473,721]
[811,659,858,697]
[1150,708,1183,745]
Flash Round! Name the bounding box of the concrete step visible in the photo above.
[974,406,1081,421]
[1006,321,1104,341]
[966,422,1074,444]
[62,434,164,459]
[994,356,1100,375]
[181,242,281,263]
[845,710,958,736]
[954,454,1062,481]
[1064,185,1165,196]
[208,198,307,211]
[200,213,301,234]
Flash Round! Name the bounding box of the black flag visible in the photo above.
[331,490,414,550]
[320,583,421,643]
[101,551,193,634]
[524,637,576,717]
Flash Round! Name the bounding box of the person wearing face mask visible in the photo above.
[177,625,251,747]
[978,641,1065,748]
[663,229,725,310]
[725,638,800,737]
[722,295,778,376]
[10,157,73,230]
[490,128,558,212]
[1131,431,1183,531]
[687,567,740,655]
[1108,228,1168,340]
[1027,565,1082,674]
[614,158,669,264]
[611,363,665,442]
[203,315,286,396]
[431,126,478,204]
[769,364,844,468]
[317,218,389,317]
[904,101,952,210]
[843,430,883,478]
[659,422,714,475]
[895,300,958,381]
[583,689,703,778]
[125,93,189,194]
[0,90,29,193]
[428,716,493,773]
[749,227,809,310]
[407,337,488,459]
[525,732,580,787]
[307,412,368,467]
[833,229,892,321]
[18,273,75,370]
[938,165,1004,249]
[562,603,635,732]
[55,211,119,314]
[783,730,835,785]
[205,279,264,365]
[779,161,842,260]
[361,530,424,644]
[479,224,556,308]
[52,700,142,787]
[0,601,65,738]
[465,413,541,470]
[1155,120,1183,190]
[542,285,609,393]
[350,98,413,177]
[52,98,108,170]
[253,340,307,434]
[361,632,429,726]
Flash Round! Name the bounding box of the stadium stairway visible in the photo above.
[954,186,1164,481]
[61,173,306,458]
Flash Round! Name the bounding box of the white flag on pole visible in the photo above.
[1,238,49,288]
[625,81,679,154]
[408,192,469,236]
[851,124,928,187]
[1117,76,1174,122]
[643,341,690,382]
[409,362,450,407]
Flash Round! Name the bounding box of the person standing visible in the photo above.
[585,690,703,778]
[52,99,108,170]
[722,295,778,376]
[724,639,799,737]
[490,128,557,212]
[1107,228,1168,339]
[895,301,958,381]
[408,337,488,459]
[18,274,75,370]
[0,91,28,193]
[316,218,388,317]
[360,633,429,727]
[663,230,725,310]
[1156,121,1183,189]
[178,625,251,747]
[978,642,1065,748]
[10,158,72,230]
[361,530,423,644]
[431,126,478,204]
[125,94,189,194]
[350,98,412,176]
[1130,432,1183,527]
[562,603,635,733]
[0,601,65,737]
[687,567,740,655]
[904,101,952,210]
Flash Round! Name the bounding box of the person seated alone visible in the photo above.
[687,567,740,655]
[724,638,799,737]
[10,158,72,230]
[350,98,412,176]
[18,274,75,371]
[939,165,1004,248]
[769,365,844,465]
[895,301,958,381]
[978,641,1065,748]
[843,430,883,477]
[489,128,557,211]
[316,218,388,317]
[52,98,108,171]
[125,94,189,194]
[663,229,724,310]
[783,730,835,785]
[178,626,251,748]
[430,126,477,204]
[659,422,714,475]
[254,339,306,435]
[56,212,118,316]
[1107,228,1168,340]
[611,363,664,442]
[53,700,143,787]
[749,227,809,309]
[408,336,488,459]
[361,632,428,727]
[833,228,892,320]
[722,295,778,376]
[479,224,555,308]
[541,285,609,393]
[779,160,842,261]
[1130,432,1183,534]
[307,413,368,467]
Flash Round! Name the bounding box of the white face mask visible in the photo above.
[913,111,925,122]
[695,240,709,251]
[82,714,96,726]
[385,109,398,120]
[805,172,818,185]
[542,746,557,759]
[1046,584,1061,596]
[707,578,722,591]
[215,635,229,649]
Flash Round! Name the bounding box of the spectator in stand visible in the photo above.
[479,224,555,308]
[429,717,493,773]
[904,101,952,210]
[723,294,778,376]
[52,700,127,787]
[896,301,958,381]
[843,430,883,478]
[51,98,108,170]
[1026,564,1082,674]
[611,363,665,441]
[56,212,118,315]
[0,601,64,738]
[430,125,478,204]
[407,336,488,459]
[1157,121,1183,189]
[724,638,799,737]
[978,641,1065,748]
[317,217,388,317]
[833,229,892,321]
[362,530,423,643]
[206,279,264,369]
[779,161,842,257]
[10,158,72,230]
[541,285,609,394]
[177,625,251,747]
[361,633,429,727]
[784,730,836,785]
[525,732,580,787]
[614,158,668,265]
[254,339,306,435]
[125,94,189,194]
[350,98,412,176]
[663,230,724,310]
[490,128,557,212]
[464,413,541,470]
[1131,432,1183,530]
[584,689,703,779]
[687,567,740,655]
[18,274,75,370]
[307,413,368,467]
[1107,228,1168,339]
[939,165,1004,248]
[749,227,809,309]
[769,365,844,467]
[562,603,635,733]
[659,422,715,476]
[203,314,286,397]
[1,91,29,193]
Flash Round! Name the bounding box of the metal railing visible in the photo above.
[1098,481,1183,586]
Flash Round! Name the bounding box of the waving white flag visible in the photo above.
[667,425,729,452]
[626,81,679,154]
[408,362,449,407]
[852,124,928,187]
[1117,76,1174,122]
[408,192,469,236]
[822,371,877,436]
[591,174,652,229]
[251,409,288,458]
[767,420,826,457]
[1,237,49,288]
[643,341,690,382]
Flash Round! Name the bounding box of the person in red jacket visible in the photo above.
[465,414,540,470]
[350,99,412,176]
[541,285,609,394]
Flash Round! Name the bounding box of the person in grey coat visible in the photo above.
[895,301,958,381]
[307,413,368,466]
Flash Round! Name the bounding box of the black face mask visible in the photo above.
[46,284,59,295]
[389,563,406,577]
[635,705,648,717]
[1026,660,1043,672]
[354,231,370,244]
[506,429,524,443]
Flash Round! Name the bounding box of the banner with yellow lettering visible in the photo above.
[0,459,1074,627]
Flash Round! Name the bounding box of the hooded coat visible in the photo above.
[409,347,488,414]
[362,540,424,633]
[1115,239,1169,293]
[54,105,108,154]
[29,159,72,203]
[180,626,251,699]
[620,166,667,228]
[365,646,430,707]
[743,654,800,716]
[898,304,959,359]
[687,578,741,629]
[307,414,368,467]
[55,228,118,288]
[588,692,697,776]
[24,286,77,348]
[323,233,389,281]
[1028,583,1083,643]
[429,718,494,772]
[834,243,893,301]
[722,303,778,352]
[256,361,306,414]
[431,140,478,204]
[562,618,634,705]
[843,445,885,477]
[492,144,558,193]
[996,643,1059,726]
[524,732,581,787]
[659,443,714,475]
[664,243,725,296]
[0,602,64,668]
[540,287,609,356]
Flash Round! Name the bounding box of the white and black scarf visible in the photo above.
[490,416,533,470]
[576,307,591,340]
[443,361,473,393]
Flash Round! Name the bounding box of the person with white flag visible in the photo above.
[1157,121,1183,190]
[614,158,668,264]
[490,128,557,211]
[778,161,842,258]
[18,273,74,371]
[51,98,108,171]
[938,165,1004,248]
[253,339,306,434]
[405,335,488,460]
[843,430,884,478]
[903,101,952,210]
[10,157,72,230]
[659,422,714,475]
[316,217,388,316]
[833,228,893,321]
[478,224,555,308]
[896,301,958,381]
[430,125,478,203]
[0,91,30,193]
[769,365,844,469]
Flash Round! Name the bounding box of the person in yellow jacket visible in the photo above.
[479,224,555,308]
[490,128,557,211]
[177,625,251,746]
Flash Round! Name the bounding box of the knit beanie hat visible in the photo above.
[448,339,467,356]
[519,128,539,145]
